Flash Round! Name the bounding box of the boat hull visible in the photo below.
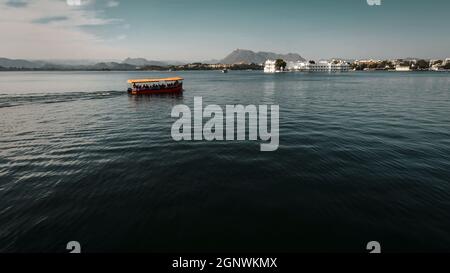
[129,85,183,95]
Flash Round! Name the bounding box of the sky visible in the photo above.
[1,0,449,61]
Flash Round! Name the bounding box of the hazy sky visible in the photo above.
[1,0,449,61]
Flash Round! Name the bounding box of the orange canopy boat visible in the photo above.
[127,77,183,95]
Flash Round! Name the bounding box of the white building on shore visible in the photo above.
[327,61,350,72]
[286,60,350,72]
[264,59,289,73]
[395,65,411,71]
[265,59,349,73]
[264,60,277,73]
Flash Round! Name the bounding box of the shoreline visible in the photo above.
[1,69,449,73]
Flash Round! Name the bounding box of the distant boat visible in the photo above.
[127,77,183,95]
[222,69,229,73]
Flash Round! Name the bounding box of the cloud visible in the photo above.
[0,0,127,59]
[32,16,69,24]
[5,0,28,8]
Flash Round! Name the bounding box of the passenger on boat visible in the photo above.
[132,82,182,91]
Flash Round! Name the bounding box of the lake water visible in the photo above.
[1,71,450,252]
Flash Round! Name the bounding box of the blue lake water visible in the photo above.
[0,71,450,252]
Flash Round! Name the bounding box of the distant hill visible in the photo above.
[0,58,140,71]
[123,57,169,67]
[220,49,306,64]
[38,59,120,66]
[0,58,47,69]
[202,59,221,64]
[91,62,137,70]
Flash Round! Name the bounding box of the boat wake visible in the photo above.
[0,90,125,108]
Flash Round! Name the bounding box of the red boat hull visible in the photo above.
[129,85,183,95]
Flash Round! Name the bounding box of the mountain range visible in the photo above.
[220,49,306,64]
[122,58,173,67]
[0,58,48,69]
[0,57,180,69]
[0,49,307,70]
[0,58,138,70]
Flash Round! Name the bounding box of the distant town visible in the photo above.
[263,58,450,73]
[1,49,449,72]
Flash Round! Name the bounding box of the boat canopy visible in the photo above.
[127,77,183,84]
